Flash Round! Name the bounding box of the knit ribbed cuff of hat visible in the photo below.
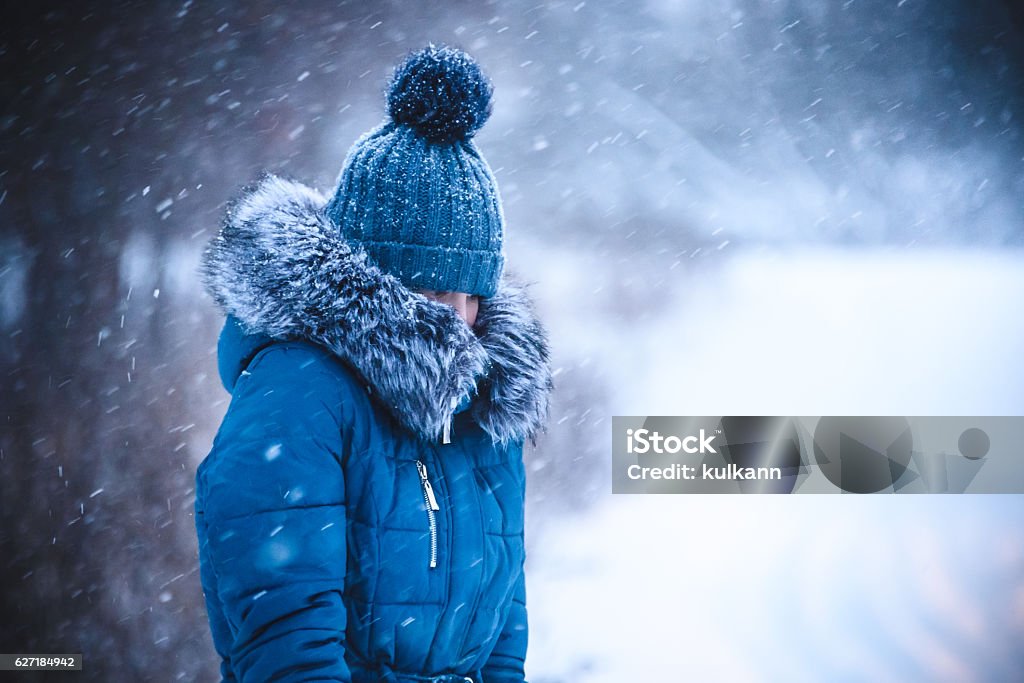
[357,240,504,298]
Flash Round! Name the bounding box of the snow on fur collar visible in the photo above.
[200,174,553,446]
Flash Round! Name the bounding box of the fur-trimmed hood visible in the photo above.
[200,174,553,446]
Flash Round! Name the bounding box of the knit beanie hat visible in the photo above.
[324,45,505,298]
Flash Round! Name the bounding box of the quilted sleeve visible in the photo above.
[481,440,529,683]
[480,566,528,683]
[195,343,353,682]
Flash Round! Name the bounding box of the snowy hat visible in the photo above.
[324,44,505,298]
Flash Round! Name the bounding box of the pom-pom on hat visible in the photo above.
[324,44,505,298]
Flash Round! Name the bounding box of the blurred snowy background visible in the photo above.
[2,1,1023,681]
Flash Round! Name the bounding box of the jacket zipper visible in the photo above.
[416,459,440,569]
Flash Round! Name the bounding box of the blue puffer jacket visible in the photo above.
[194,176,553,683]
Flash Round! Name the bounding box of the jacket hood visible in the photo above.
[200,174,553,446]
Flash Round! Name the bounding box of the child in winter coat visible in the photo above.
[194,45,552,683]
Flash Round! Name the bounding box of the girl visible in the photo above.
[194,45,552,683]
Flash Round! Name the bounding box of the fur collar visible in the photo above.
[200,174,553,446]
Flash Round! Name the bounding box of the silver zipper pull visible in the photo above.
[416,460,440,511]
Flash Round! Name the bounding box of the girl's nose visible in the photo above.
[451,296,468,322]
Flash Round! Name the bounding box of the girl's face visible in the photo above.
[416,289,480,328]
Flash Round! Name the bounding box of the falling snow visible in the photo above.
[2,2,1023,682]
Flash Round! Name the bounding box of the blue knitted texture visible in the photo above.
[324,45,505,297]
